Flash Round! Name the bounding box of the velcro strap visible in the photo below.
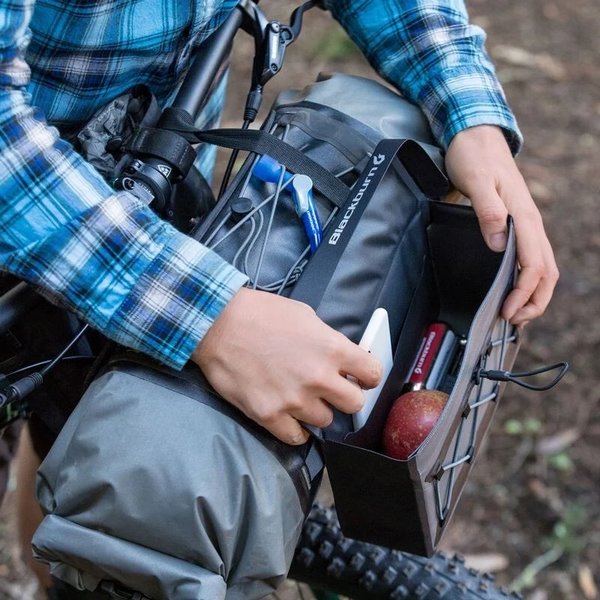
[128,128,197,176]
[195,128,350,208]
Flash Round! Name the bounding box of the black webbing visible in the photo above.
[290,138,438,308]
[128,127,197,176]
[195,128,350,208]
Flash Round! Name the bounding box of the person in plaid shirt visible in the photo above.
[0,0,558,597]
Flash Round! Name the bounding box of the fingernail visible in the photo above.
[372,359,383,384]
[291,432,309,445]
[501,304,516,322]
[489,232,507,251]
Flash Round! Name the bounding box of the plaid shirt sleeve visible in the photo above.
[326,0,523,154]
[0,1,248,370]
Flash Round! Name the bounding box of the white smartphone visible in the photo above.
[352,308,394,430]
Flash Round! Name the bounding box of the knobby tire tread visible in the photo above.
[290,505,523,600]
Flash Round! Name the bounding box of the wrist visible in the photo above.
[448,125,513,157]
[192,286,251,367]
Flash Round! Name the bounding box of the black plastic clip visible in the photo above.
[476,361,569,391]
[100,581,149,600]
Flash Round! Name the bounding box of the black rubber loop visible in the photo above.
[128,128,197,176]
[477,361,569,391]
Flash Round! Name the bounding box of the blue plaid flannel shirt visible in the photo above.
[0,0,521,369]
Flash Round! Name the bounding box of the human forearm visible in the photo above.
[445,125,559,323]
[324,0,522,152]
[1,3,248,369]
[0,103,248,369]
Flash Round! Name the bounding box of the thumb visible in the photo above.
[468,185,509,252]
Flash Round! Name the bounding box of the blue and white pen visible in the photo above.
[252,155,322,253]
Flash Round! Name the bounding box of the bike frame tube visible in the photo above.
[171,2,247,118]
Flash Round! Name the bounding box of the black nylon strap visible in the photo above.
[277,106,374,166]
[290,138,446,308]
[195,128,350,208]
[157,107,200,142]
[128,128,197,176]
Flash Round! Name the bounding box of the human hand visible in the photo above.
[192,288,382,445]
[445,125,559,325]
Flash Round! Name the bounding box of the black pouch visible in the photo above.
[193,73,565,555]
[316,205,520,555]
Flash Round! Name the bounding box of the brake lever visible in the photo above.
[241,0,318,90]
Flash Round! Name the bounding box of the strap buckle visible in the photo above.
[100,581,150,600]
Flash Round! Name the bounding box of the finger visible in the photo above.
[291,398,334,429]
[501,214,558,321]
[508,272,557,324]
[264,413,310,446]
[502,264,542,321]
[318,374,366,415]
[338,343,383,390]
[468,185,509,252]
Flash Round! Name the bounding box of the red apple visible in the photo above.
[382,390,449,460]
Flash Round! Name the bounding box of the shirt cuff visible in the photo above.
[416,64,523,155]
[106,230,249,371]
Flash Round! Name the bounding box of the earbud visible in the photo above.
[253,154,292,184]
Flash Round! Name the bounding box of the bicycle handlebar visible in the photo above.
[172,5,245,117]
[0,0,314,334]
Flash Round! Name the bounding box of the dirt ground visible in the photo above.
[1,1,598,599]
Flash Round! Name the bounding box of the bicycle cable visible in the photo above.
[0,323,92,430]
[5,355,96,379]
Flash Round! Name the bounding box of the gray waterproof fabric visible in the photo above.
[33,370,306,600]
[275,72,442,167]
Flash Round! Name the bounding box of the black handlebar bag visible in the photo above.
[32,74,552,599]
[190,73,525,556]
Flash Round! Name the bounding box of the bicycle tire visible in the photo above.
[290,505,522,600]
